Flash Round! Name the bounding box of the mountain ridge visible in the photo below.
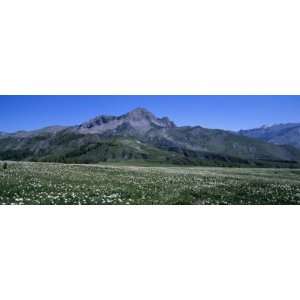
[77,107,176,134]
[240,123,300,149]
[1,108,300,167]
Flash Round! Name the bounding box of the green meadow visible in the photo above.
[1,161,300,205]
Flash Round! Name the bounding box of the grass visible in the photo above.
[0,161,300,205]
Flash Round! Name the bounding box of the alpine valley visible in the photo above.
[1,108,300,168]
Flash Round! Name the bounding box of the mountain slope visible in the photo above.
[240,123,300,149]
[0,130,251,166]
[76,108,175,136]
[1,108,300,167]
[145,126,300,162]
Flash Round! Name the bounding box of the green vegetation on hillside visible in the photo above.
[1,108,300,168]
[0,133,299,168]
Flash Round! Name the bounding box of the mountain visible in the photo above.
[76,108,176,135]
[8,126,68,138]
[240,123,300,149]
[1,108,300,167]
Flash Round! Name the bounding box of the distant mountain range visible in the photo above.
[0,108,300,167]
[240,123,300,150]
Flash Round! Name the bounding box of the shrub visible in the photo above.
[3,162,8,170]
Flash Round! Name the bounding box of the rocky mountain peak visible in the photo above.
[127,107,153,116]
[160,117,176,128]
[124,107,176,129]
[125,108,155,121]
[81,115,116,129]
[78,108,176,134]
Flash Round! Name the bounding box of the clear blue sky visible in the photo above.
[0,96,299,132]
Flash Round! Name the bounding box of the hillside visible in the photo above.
[1,108,300,167]
[240,123,300,149]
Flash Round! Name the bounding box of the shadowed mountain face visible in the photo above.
[0,108,300,167]
[240,123,300,150]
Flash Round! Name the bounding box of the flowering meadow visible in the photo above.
[0,161,300,204]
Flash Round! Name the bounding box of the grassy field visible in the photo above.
[0,161,300,205]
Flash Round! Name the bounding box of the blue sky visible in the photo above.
[0,96,299,132]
